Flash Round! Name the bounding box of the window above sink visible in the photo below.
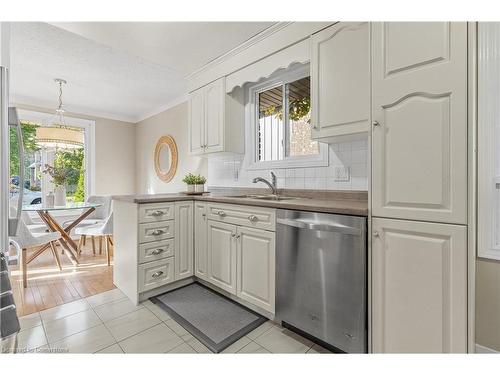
[245,64,329,170]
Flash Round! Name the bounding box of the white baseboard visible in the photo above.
[475,343,500,353]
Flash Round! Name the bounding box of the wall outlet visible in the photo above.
[334,166,351,182]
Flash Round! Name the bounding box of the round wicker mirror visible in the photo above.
[154,135,178,182]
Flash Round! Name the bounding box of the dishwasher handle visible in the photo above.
[277,218,362,236]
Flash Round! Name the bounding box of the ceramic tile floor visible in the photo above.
[14,288,333,354]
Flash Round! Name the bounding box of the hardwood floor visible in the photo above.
[10,239,115,316]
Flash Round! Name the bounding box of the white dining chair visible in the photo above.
[9,207,62,288]
[9,197,47,233]
[64,195,112,254]
[75,213,113,266]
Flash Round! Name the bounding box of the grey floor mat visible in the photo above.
[151,283,267,353]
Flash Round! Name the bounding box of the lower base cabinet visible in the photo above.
[194,202,208,280]
[204,204,276,314]
[207,220,237,294]
[175,202,194,280]
[372,217,467,353]
[237,226,275,313]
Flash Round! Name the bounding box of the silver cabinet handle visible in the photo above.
[236,234,241,240]
[151,210,165,217]
[372,121,380,127]
[373,231,380,238]
[248,215,258,222]
[151,271,164,278]
[217,210,226,217]
[151,229,165,236]
[231,233,236,238]
[152,248,164,255]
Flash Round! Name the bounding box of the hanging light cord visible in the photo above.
[53,78,68,128]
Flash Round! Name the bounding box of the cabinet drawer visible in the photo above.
[139,221,174,243]
[139,203,174,223]
[138,239,175,264]
[207,203,276,231]
[138,258,175,293]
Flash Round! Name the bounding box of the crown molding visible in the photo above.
[134,94,188,123]
[186,22,292,81]
[11,97,137,124]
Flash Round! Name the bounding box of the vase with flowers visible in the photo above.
[43,163,69,206]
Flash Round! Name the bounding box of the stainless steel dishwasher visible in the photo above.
[276,209,367,353]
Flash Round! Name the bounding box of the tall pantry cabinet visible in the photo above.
[370,22,468,353]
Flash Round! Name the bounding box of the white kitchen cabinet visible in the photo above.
[311,22,370,142]
[207,220,237,294]
[236,226,275,313]
[204,78,225,153]
[371,217,467,353]
[194,202,208,281]
[188,88,205,155]
[371,22,467,224]
[174,201,194,280]
[188,77,244,156]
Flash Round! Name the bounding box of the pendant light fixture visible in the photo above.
[35,78,84,149]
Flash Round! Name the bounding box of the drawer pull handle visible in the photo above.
[152,248,164,255]
[151,271,164,278]
[151,229,165,236]
[217,210,226,217]
[248,215,258,222]
[151,210,165,217]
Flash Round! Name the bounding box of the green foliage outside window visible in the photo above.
[9,121,39,176]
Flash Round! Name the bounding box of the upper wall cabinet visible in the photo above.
[311,22,370,142]
[188,77,244,156]
[371,22,468,224]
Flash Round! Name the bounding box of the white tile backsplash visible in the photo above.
[207,138,368,191]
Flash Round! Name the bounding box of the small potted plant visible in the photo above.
[194,175,207,193]
[42,163,69,206]
[182,173,197,193]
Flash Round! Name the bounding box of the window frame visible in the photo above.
[17,109,96,208]
[245,64,328,170]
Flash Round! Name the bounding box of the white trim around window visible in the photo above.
[244,63,328,170]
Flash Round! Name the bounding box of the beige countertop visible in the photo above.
[113,189,368,216]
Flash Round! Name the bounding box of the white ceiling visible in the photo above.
[9,22,274,123]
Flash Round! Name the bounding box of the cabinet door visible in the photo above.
[311,22,370,140]
[207,220,237,294]
[194,202,208,280]
[371,22,467,224]
[372,217,467,353]
[188,88,205,155]
[174,202,193,280]
[204,78,225,153]
[236,227,275,313]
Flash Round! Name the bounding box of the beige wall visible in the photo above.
[92,117,136,196]
[476,259,500,351]
[13,103,136,196]
[135,101,207,194]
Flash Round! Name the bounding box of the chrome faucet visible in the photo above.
[252,171,278,195]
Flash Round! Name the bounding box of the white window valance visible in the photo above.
[225,38,310,94]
